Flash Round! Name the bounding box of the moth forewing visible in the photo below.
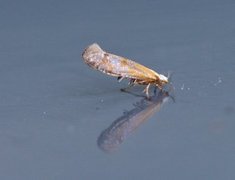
[82,43,168,98]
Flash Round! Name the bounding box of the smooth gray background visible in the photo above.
[1,0,235,179]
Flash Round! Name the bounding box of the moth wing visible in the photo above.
[83,47,159,82]
[112,57,159,82]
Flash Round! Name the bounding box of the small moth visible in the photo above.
[82,43,168,98]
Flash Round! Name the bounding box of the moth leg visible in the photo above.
[155,84,163,91]
[120,83,134,92]
[143,83,151,99]
[120,79,135,92]
[128,79,136,85]
[117,76,125,82]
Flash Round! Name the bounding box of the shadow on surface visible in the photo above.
[97,91,170,153]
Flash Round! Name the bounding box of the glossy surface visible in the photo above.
[1,0,235,179]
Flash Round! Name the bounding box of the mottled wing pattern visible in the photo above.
[82,43,160,83]
[103,53,159,82]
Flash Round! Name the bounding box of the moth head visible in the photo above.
[159,74,168,85]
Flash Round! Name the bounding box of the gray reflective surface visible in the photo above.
[1,0,235,179]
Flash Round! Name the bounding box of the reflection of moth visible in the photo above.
[82,43,168,98]
[97,91,170,153]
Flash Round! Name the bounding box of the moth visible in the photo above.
[82,43,168,98]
